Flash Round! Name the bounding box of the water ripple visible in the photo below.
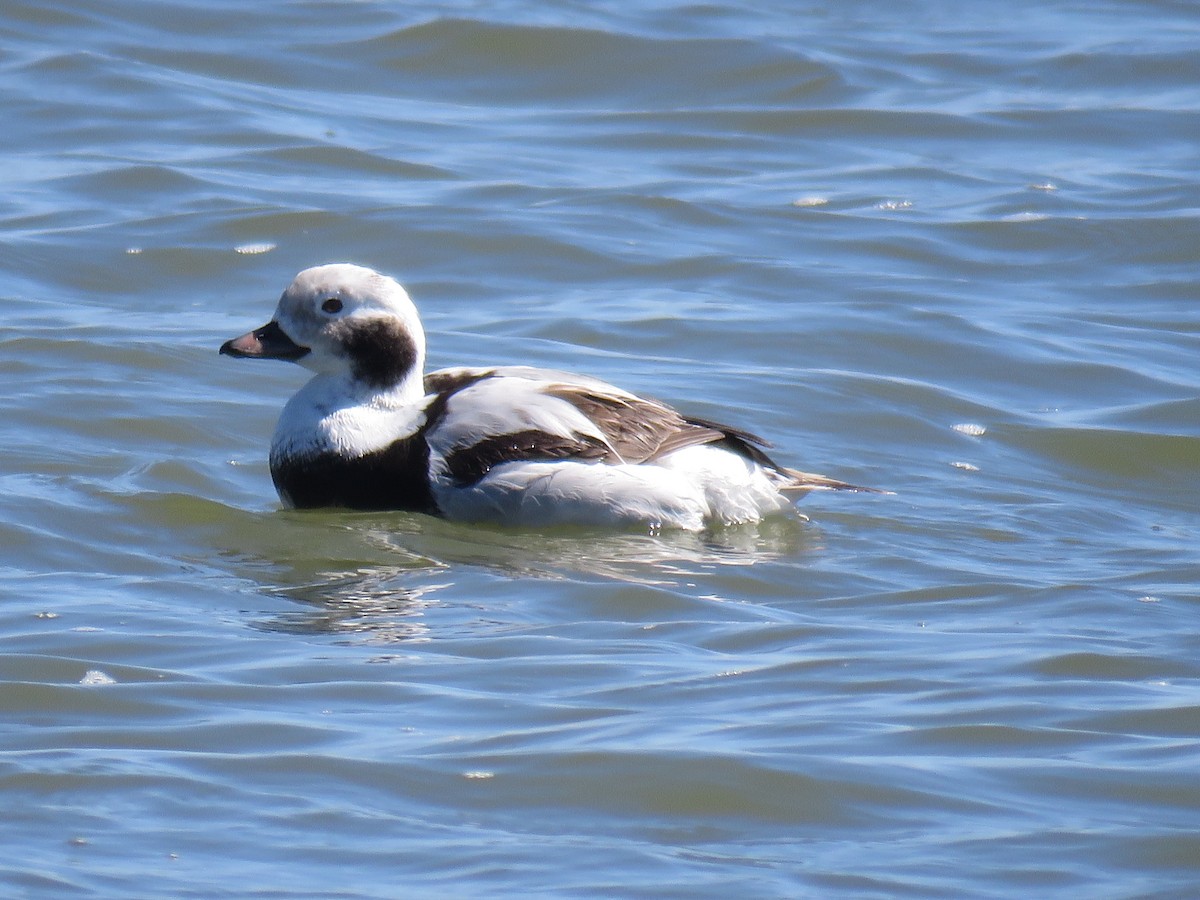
[3,0,1200,896]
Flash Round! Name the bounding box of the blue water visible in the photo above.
[3,1,1199,896]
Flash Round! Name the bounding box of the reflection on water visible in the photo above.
[239,509,823,640]
[381,512,823,580]
[258,567,440,642]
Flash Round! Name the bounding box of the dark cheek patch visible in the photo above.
[339,320,418,388]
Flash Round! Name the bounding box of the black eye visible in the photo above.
[321,297,343,314]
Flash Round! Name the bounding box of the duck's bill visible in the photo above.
[220,321,310,361]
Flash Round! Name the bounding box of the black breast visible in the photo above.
[270,370,499,513]
[271,435,437,513]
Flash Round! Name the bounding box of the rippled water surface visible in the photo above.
[3,0,1199,896]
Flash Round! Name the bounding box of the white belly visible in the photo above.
[430,444,794,531]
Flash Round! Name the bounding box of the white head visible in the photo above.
[222,264,426,395]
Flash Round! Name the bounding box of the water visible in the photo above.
[3,0,1199,896]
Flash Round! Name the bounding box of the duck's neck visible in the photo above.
[272,367,428,462]
[319,362,427,403]
[353,367,426,409]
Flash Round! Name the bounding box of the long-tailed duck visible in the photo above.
[220,264,879,530]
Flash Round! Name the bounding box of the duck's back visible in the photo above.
[421,366,802,529]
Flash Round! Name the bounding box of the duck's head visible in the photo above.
[220,264,426,391]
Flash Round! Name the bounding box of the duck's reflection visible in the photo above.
[257,566,440,643]
[229,506,822,642]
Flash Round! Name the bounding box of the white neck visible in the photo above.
[271,368,427,462]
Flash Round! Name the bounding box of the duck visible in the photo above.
[220,263,879,530]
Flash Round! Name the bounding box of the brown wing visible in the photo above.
[423,370,614,487]
[425,371,885,493]
[544,385,750,464]
[441,428,611,486]
[424,367,496,395]
[549,385,886,493]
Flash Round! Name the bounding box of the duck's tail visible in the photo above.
[776,467,892,495]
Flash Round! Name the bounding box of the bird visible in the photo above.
[220,264,879,531]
